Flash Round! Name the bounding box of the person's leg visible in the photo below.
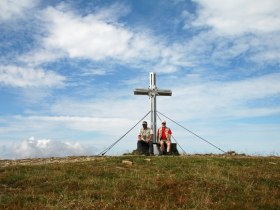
[160,140,165,154]
[144,141,150,154]
[137,140,143,152]
[166,141,171,154]
[148,141,154,155]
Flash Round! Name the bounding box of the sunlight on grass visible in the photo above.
[1,156,280,209]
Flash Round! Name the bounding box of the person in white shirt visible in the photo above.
[137,121,154,155]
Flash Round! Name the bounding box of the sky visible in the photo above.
[0,0,280,159]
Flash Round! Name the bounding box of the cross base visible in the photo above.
[133,143,179,156]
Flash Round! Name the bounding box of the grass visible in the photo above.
[0,155,280,209]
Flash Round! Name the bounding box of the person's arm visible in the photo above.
[148,129,153,142]
[138,129,142,141]
[157,129,160,142]
[167,129,172,141]
[149,134,153,142]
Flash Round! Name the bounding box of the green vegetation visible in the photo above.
[1,155,280,209]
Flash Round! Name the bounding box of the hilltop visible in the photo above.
[1,155,280,209]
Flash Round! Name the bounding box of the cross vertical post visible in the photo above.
[150,72,157,143]
[134,72,172,144]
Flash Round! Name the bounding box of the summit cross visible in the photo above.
[134,72,172,144]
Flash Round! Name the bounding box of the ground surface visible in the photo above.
[1,155,280,209]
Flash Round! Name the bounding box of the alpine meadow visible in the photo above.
[1,155,280,209]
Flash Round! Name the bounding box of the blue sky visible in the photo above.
[0,0,280,159]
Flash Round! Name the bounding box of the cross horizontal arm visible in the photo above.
[134,88,172,96]
[134,89,149,95]
[157,89,172,96]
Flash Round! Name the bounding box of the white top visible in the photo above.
[138,127,153,141]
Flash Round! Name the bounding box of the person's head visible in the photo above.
[142,121,147,128]
[162,121,166,127]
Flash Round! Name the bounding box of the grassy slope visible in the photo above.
[0,155,280,209]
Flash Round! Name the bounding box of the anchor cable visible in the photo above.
[98,111,151,156]
[157,111,225,153]
[171,135,187,155]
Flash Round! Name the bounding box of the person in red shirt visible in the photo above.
[157,121,172,155]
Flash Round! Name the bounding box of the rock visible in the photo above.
[122,160,133,166]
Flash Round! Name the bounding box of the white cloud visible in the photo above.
[0,0,37,21]
[1,69,279,156]
[25,4,192,74]
[92,2,131,22]
[193,0,280,35]
[159,72,280,121]
[24,116,134,134]
[151,43,195,73]
[248,33,280,65]
[0,113,140,141]
[31,72,280,124]
[42,7,158,62]
[19,49,66,67]
[10,3,196,74]
[2,71,277,135]
[178,0,280,66]
[0,65,65,88]
[1,137,95,159]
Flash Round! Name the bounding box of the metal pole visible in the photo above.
[154,96,157,143]
[150,72,157,143]
[150,94,157,143]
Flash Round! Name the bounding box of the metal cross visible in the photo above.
[134,72,172,144]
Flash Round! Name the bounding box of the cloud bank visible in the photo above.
[0,137,96,159]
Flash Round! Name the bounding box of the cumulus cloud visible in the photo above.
[179,0,280,66]
[1,137,96,159]
[192,0,280,35]
[10,2,195,74]
[0,0,37,21]
[22,4,191,74]
[0,65,65,88]
[41,7,153,61]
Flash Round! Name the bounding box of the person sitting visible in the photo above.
[157,121,172,155]
[137,121,154,155]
